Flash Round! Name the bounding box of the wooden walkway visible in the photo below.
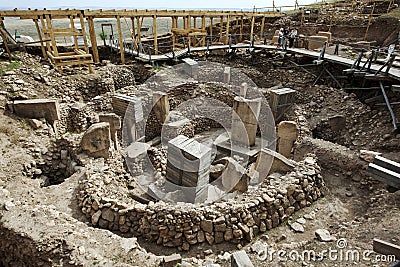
[111,42,400,81]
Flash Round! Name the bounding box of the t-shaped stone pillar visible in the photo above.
[224,67,231,84]
[166,135,211,203]
[231,96,262,147]
[182,58,199,79]
[153,91,170,124]
[277,121,298,158]
[99,113,121,150]
[240,83,248,97]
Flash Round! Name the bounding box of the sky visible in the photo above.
[0,0,317,10]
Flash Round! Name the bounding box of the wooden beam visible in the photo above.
[79,12,93,73]
[45,15,58,56]
[373,239,400,259]
[225,15,230,45]
[69,16,79,49]
[40,16,52,53]
[45,14,62,73]
[219,16,223,41]
[153,15,158,55]
[116,15,125,64]
[136,16,142,44]
[0,9,283,19]
[130,17,136,50]
[201,15,206,46]
[87,16,99,63]
[240,16,244,42]
[33,18,47,59]
[209,17,213,39]
[250,16,255,40]
[260,15,266,38]
[193,16,197,28]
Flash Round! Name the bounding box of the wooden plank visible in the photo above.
[373,239,400,259]
[374,156,400,174]
[33,18,47,59]
[368,163,400,189]
[116,15,125,64]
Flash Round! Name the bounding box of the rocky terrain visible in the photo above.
[1,1,400,266]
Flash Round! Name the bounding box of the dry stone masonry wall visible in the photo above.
[77,154,326,250]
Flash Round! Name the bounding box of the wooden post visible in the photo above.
[153,15,158,55]
[225,15,230,45]
[79,12,93,73]
[116,15,125,64]
[193,16,197,28]
[136,17,142,44]
[130,17,137,50]
[187,15,191,29]
[260,16,266,38]
[240,16,244,42]
[250,16,255,41]
[172,16,177,50]
[33,18,47,59]
[201,15,206,46]
[87,16,99,63]
[69,15,78,49]
[209,17,213,37]
[219,16,223,41]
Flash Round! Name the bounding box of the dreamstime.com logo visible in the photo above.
[256,238,397,265]
[122,61,276,205]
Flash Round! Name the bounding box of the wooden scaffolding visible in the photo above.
[36,11,93,74]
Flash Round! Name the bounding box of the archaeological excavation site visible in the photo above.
[0,1,400,266]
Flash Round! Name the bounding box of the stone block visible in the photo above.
[216,157,248,193]
[161,253,182,267]
[308,36,328,50]
[240,83,248,98]
[99,113,121,149]
[231,96,262,147]
[277,121,298,158]
[80,122,111,158]
[166,135,212,202]
[11,99,60,122]
[269,88,296,120]
[253,148,295,181]
[224,67,231,84]
[317,31,332,43]
[182,58,199,78]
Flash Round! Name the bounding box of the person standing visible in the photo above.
[278,28,284,47]
[289,28,298,48]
